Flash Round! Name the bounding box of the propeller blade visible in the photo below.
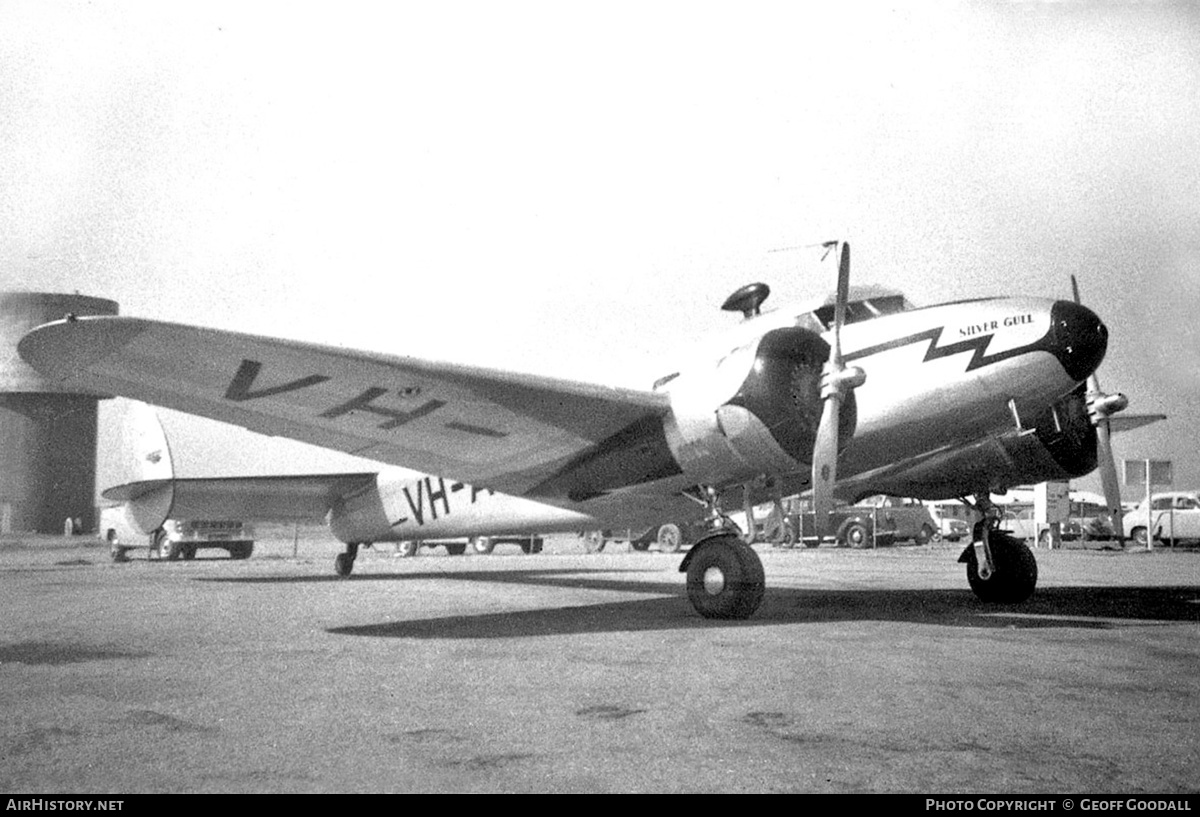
[812,393,841,527]
[1071,274,1125,540]
[1095,417,1124,539]
[811,241,853,536]
[832,243,850,364]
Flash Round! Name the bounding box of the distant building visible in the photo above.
[0,291,118,534]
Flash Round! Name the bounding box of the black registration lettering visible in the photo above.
[319,388,446,429]
[224,360,329,402]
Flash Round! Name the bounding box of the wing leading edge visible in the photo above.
[20,316,670,496]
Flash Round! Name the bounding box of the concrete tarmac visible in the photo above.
[1,534,1197,793]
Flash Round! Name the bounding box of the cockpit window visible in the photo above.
[812,294,910,330]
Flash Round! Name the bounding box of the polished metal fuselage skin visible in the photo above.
[334,294,1108,543]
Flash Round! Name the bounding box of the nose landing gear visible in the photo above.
[958,494,1038,603]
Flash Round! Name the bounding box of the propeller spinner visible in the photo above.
[811,242,866,534]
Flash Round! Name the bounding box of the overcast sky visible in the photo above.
[2,1,1197,500]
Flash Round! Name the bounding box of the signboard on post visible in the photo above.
[1123,460,1174,486]
[1034,481,1069,548]
[1123,459,1173,550]
[1034,482,1069,523]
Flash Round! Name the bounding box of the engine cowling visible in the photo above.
[858,384,1100,500]
[663,326,856,487]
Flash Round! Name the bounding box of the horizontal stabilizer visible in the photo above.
[102,473,378,525]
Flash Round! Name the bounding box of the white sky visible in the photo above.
[1,1,1198,497]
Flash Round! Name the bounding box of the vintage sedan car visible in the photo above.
[999,506,1082,546]
[1123,491,1200,546]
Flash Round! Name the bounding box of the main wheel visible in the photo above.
[685,535,765,620]
[656,523,682,553]
[334,552,355,577]
[965,532,1038,603]
[109,538,130,563]
[152,529,174,560]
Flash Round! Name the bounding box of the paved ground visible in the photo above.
[1,533,1197,793]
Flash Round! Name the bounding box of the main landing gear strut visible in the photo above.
[958,494,1038,603]
[679,486,766,619]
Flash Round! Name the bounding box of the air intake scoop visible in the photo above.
[722,282,770,318]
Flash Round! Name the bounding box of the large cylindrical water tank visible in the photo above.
[1,292,118,534]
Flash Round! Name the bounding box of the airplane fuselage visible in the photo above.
[329,293,1107,545]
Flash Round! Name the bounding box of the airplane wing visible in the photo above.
[20,317,670,495]
[103,473,379,524]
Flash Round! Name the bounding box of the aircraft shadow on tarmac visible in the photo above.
[199,570,1200,638]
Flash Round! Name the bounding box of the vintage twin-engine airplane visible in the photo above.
[19,243,1147,619]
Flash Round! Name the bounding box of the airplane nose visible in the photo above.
[1049,299,1108,382]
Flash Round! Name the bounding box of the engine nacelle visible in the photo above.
[861,385,1099,500]
[662,326,855,488]
[1019,384,1099,480]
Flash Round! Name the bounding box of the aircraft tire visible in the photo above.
[965,532,1037,603]
[334,552,354,578]
[685,535,765,620]
[151,530,173,561]
[656,524,682,553]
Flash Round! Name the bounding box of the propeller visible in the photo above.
[811,242,866,535]
[1071,275,1128,539]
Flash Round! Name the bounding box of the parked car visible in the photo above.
[999,506,1082,546]
[851,496,939,545]
[393,535,544,556]
[926,500,979,542]
[1123,491,1200,546]
[100,505,254,561]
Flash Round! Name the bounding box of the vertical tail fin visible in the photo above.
[111,401,176,534]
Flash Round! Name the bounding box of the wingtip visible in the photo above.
[17,316,149,381]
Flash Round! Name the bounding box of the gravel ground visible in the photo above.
[1,534,1197,793]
